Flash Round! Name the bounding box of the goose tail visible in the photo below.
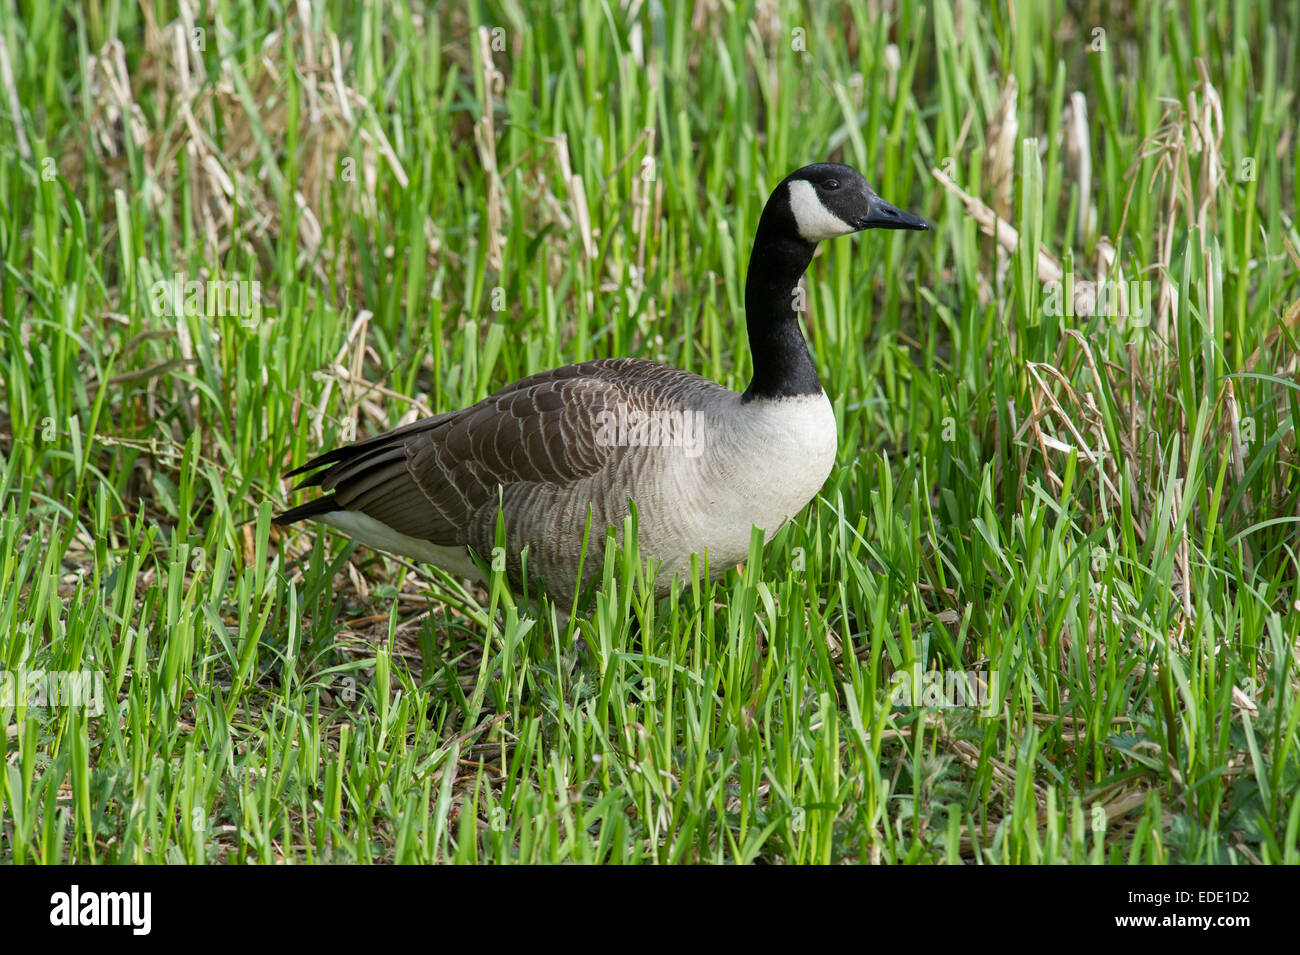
[274,494,344,525]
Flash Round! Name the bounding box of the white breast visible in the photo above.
[641,390,838,581]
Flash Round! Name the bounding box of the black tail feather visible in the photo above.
[285,446,356,481]
[273,494,344,525]
[284,412,455,482]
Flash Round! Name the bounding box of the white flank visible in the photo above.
[319,510,484,580]
[787,179,855,241]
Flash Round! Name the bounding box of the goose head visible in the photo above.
[740,162,929,401]
[775,162,929,242]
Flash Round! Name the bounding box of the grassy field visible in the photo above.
[1,0,1298,864]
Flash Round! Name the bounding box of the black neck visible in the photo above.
[741,214,821,402]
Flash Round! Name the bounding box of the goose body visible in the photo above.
[276,163,928,602]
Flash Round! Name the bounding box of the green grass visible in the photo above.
[1,0,1298,863]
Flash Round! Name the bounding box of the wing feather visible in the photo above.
[276,359,725,558]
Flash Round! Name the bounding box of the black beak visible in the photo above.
[857,193,930,231]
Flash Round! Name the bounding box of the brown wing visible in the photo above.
[276,357,718,547]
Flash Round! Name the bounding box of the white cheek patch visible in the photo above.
[787,179,856,241]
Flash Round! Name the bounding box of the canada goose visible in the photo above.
[276,163,928,604]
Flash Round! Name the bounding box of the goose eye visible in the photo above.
[822,179,840,191]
